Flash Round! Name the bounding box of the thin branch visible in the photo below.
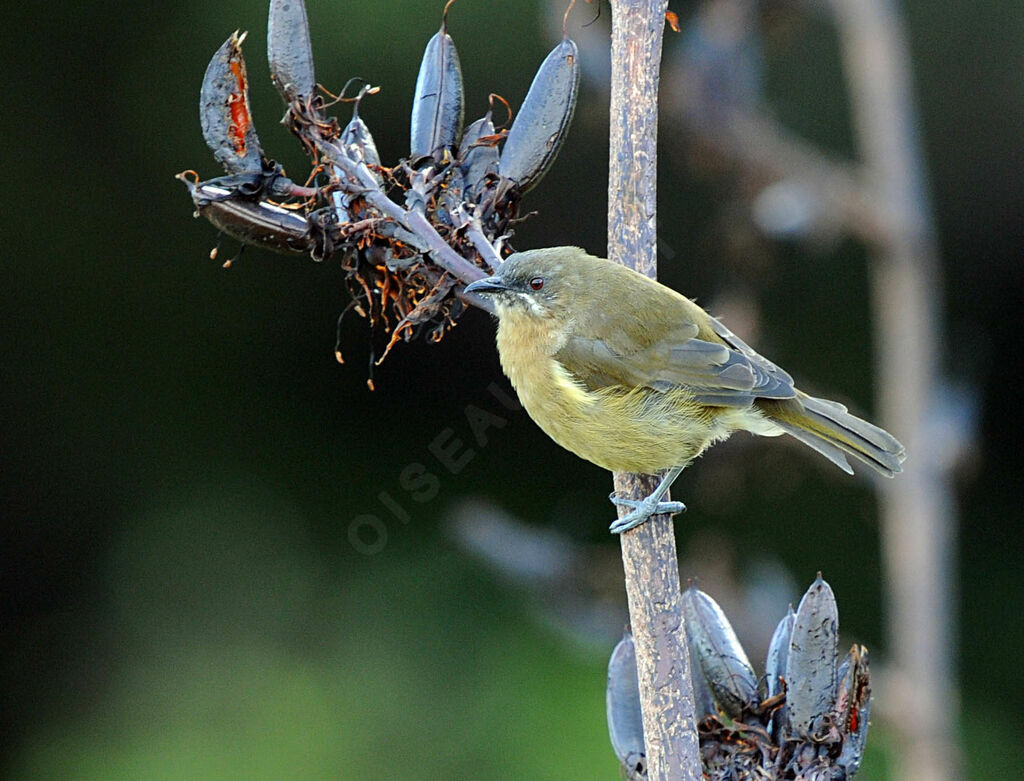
[607,1,702,779]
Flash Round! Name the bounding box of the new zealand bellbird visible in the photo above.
[464,247,906,533]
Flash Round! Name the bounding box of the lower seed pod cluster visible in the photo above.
[607,575,871,779]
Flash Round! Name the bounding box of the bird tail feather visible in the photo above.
[764,393,906,478]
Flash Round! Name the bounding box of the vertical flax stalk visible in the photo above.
[607,1,702,778]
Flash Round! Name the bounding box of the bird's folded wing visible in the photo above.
[555,317,795,407]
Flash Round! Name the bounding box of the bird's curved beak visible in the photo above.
[463,275,507,295]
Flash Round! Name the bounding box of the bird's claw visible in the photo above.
[607,492,686,534]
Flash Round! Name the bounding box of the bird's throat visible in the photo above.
[494,311,568,402]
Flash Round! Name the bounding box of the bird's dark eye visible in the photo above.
[529,276,544,291]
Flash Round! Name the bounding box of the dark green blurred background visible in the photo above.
[2,1,1021,778]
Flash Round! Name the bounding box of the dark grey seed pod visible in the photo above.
[200,32,265,175]
[836,645,871,776]
[342,116,381,170]
[766,606,795,699]
[679,585,725,722]
[786,574,840,738]
[686,629,722,722]
[458,114,494,159]
[606,631,646,771]
[765,605,795,737]
[342,104,382,185]
[682,584,758,719]
[267,0,316,103]
[458,113,499,198]
[499,38,580,193]
[410,29,464,157]
[183,179,311,254]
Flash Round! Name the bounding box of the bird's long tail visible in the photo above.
[760,393,906,477]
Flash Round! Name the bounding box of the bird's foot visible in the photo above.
[608,492,686,534]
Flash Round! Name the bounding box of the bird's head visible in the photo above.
[463,246,592,320]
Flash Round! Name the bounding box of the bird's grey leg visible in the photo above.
[608,465,686,534]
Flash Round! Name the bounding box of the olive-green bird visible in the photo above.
[464,247,906,534]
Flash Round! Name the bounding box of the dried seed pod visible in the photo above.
[180,177,311,254]
[267,0,316,102]
[682,584,758,719]
[606,631,646,777]
[342,113,381,171]
[342,89,383,185]
[192,167,310,203]
[786,574,840,738]
[686,629,723,722]
[458,111,499,197]
[458,113,494,159]
[410,21,464,158]
[835,645,871,776]
[200,32,264,175]
[765,604,795,737]
[765,605,795,699]
[499,38,579,193]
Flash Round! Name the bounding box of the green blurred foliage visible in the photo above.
[10,490,612,779]
[1,0,1022,778]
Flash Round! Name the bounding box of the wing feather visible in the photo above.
[556,315,796,407]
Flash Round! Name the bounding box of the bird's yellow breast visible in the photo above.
[495,311,745,474]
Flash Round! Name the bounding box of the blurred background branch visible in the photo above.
[828,1,959,778]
